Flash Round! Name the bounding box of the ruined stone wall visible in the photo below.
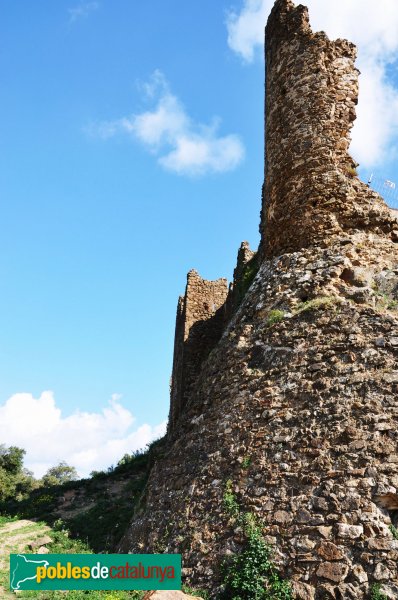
[260,0,396,258]
[225,241,257,318]
[123,234,398,599]
[121,1,398,597]
[168,270,228,433]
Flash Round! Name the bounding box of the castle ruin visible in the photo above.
[121,1,398,598]
[169,270,228,433]
[260,0,396,258]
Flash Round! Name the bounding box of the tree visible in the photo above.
[42,461,78,486]
[0,468,16,502]
[0,445,25,474]
[0,445,35,502]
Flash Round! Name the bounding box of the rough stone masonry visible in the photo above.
[120,1,398,598]
[169,270,228,434]
[260,0,397,258]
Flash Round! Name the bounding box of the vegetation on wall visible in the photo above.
[266,309,285,326]
[221,480,292,600]
[370,584,388,600]
[234,255,260,308]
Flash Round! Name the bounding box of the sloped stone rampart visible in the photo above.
[122,233,398,598]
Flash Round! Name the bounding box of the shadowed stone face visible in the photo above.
[168,270,228,433]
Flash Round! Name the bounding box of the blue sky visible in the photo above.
[1,0,398,476]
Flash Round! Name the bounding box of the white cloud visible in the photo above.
[227,0,267,63]
[0,391,166,478]
[226,0,398,168]
[95,70,245,176]
[68,1,99,23]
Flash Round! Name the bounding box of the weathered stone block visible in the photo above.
[316,561,349,583]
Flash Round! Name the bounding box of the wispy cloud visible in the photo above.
[226,0,398,169]
[92,70,245,177]
[0,391,166,478]
[68,1,99,23]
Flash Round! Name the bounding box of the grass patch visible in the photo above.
[371,280,398,311]
[296,296,339,313]
[182,585,210,599]
[0,515,18,526]
[372,286,398,311]
[266,310,285,326]
[45,520,92,553]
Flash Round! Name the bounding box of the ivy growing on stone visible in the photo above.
[221,481,292,600]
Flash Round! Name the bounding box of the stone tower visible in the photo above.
[120,1,398,598]
[260,0,396,258]
[169,270,228,433]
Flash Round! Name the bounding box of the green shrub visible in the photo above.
[388,300,398,310]
[0,445,37,502]
[0,514,18,525]
[241,456,252,469]
[372,285,398,312]
[221,481,292,600]
[223,479,240,518]
[221,524,292,600]
[41,461,78,486]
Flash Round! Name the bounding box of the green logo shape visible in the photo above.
[10,554,181,591]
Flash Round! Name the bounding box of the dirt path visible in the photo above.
[0,519,51,599]
[0,520,33,536]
